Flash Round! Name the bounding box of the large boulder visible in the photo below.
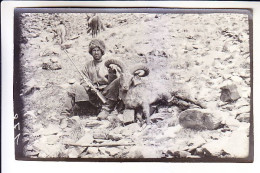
[178,109,222,130]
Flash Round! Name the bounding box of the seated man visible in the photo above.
[64,39,121,118]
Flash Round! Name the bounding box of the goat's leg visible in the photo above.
[143,104,151,124]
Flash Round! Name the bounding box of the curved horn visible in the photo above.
[131,64,150,77]
[105,59,127,73]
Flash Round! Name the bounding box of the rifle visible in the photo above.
[63,49,107,104]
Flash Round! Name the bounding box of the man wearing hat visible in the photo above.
[64,39,120,118]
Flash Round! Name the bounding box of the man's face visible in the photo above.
[92,47,103,61]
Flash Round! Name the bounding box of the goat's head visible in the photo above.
[105,59,150,91]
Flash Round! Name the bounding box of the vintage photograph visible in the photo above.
[13,8,253,161]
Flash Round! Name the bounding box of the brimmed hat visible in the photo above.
[89,39,106,55]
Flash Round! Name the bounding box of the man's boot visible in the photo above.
[97,105,110,120]
[97,99,117,120]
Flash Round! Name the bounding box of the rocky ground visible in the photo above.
[17,12,251,159]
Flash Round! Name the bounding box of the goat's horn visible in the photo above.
[131,65,150,77]
[104,59,127,73]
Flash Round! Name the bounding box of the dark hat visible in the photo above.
[89,39,106,55]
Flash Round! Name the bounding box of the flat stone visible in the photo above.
[125,123,141,131]
[68,148,80,158]
[68,79,76,84]
[150,113,171,122]
[110,126,124,134]
[93,132,107,140]
[120,109,135,124]
[76,133,94,145]
[97,110,109,120]
[167,150,191,158]
[107,133,123,141]
[237,106,250,115]
[105,147,121,156]
[222,116,241,131]
[87,147,99,155]
[121,129,133,137]
[236,113,250,123]
[178,109,222,130]
[60,119,68,129]
[85,120,103,128]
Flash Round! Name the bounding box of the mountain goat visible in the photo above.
[104,59,171,124]
[87,15,105,38]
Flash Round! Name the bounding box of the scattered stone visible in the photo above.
[87,147,99,155]
[169,150,191,158]
[93,139,107,144]
[184,135,207,151]
[110,126,124,134]
[178,109,222,130]
[76,133,94,145]
[40,49,59,57]
[97,110,109,120]
[202,125,249,158]
[107,115,121,127]
[26,150,39,157]
[231,76,243,85]
[187,155,201,159]
[34,124,61,136]
[68,148,80,158]
[236,113,250,123]
[194,148,213,157]
[128,146,161,158]
[220,84,241,102]
[121,129,133,137]
[98,120,111,129]
[237,106,250,115]
[85,120,103,128]
[163,125,182,138]
[42,58,62,70]
[222,115,241,131]
[46,135,60,144]
[61,43,72,49]
[125,123,141,132]
[105,147,121,156]
[93,132,107,140]
[23,79,41,95]
[168,115,179,127]
[119,109,135,124]
[150,113,169,122]
[68,79,76,84]
[107,133,123,141]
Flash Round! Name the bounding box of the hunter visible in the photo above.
[64,39,121,118]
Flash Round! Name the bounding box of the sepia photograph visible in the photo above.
[13,8,253,162]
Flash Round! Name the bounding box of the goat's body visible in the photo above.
[56,24,66,44]
[104,58,170,124]
[88,16,105,38]
[121,83,171,124]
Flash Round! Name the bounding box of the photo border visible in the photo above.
[13,7,254,163]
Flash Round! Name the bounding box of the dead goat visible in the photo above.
[87,15,105,38]
[104,59,171,124]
